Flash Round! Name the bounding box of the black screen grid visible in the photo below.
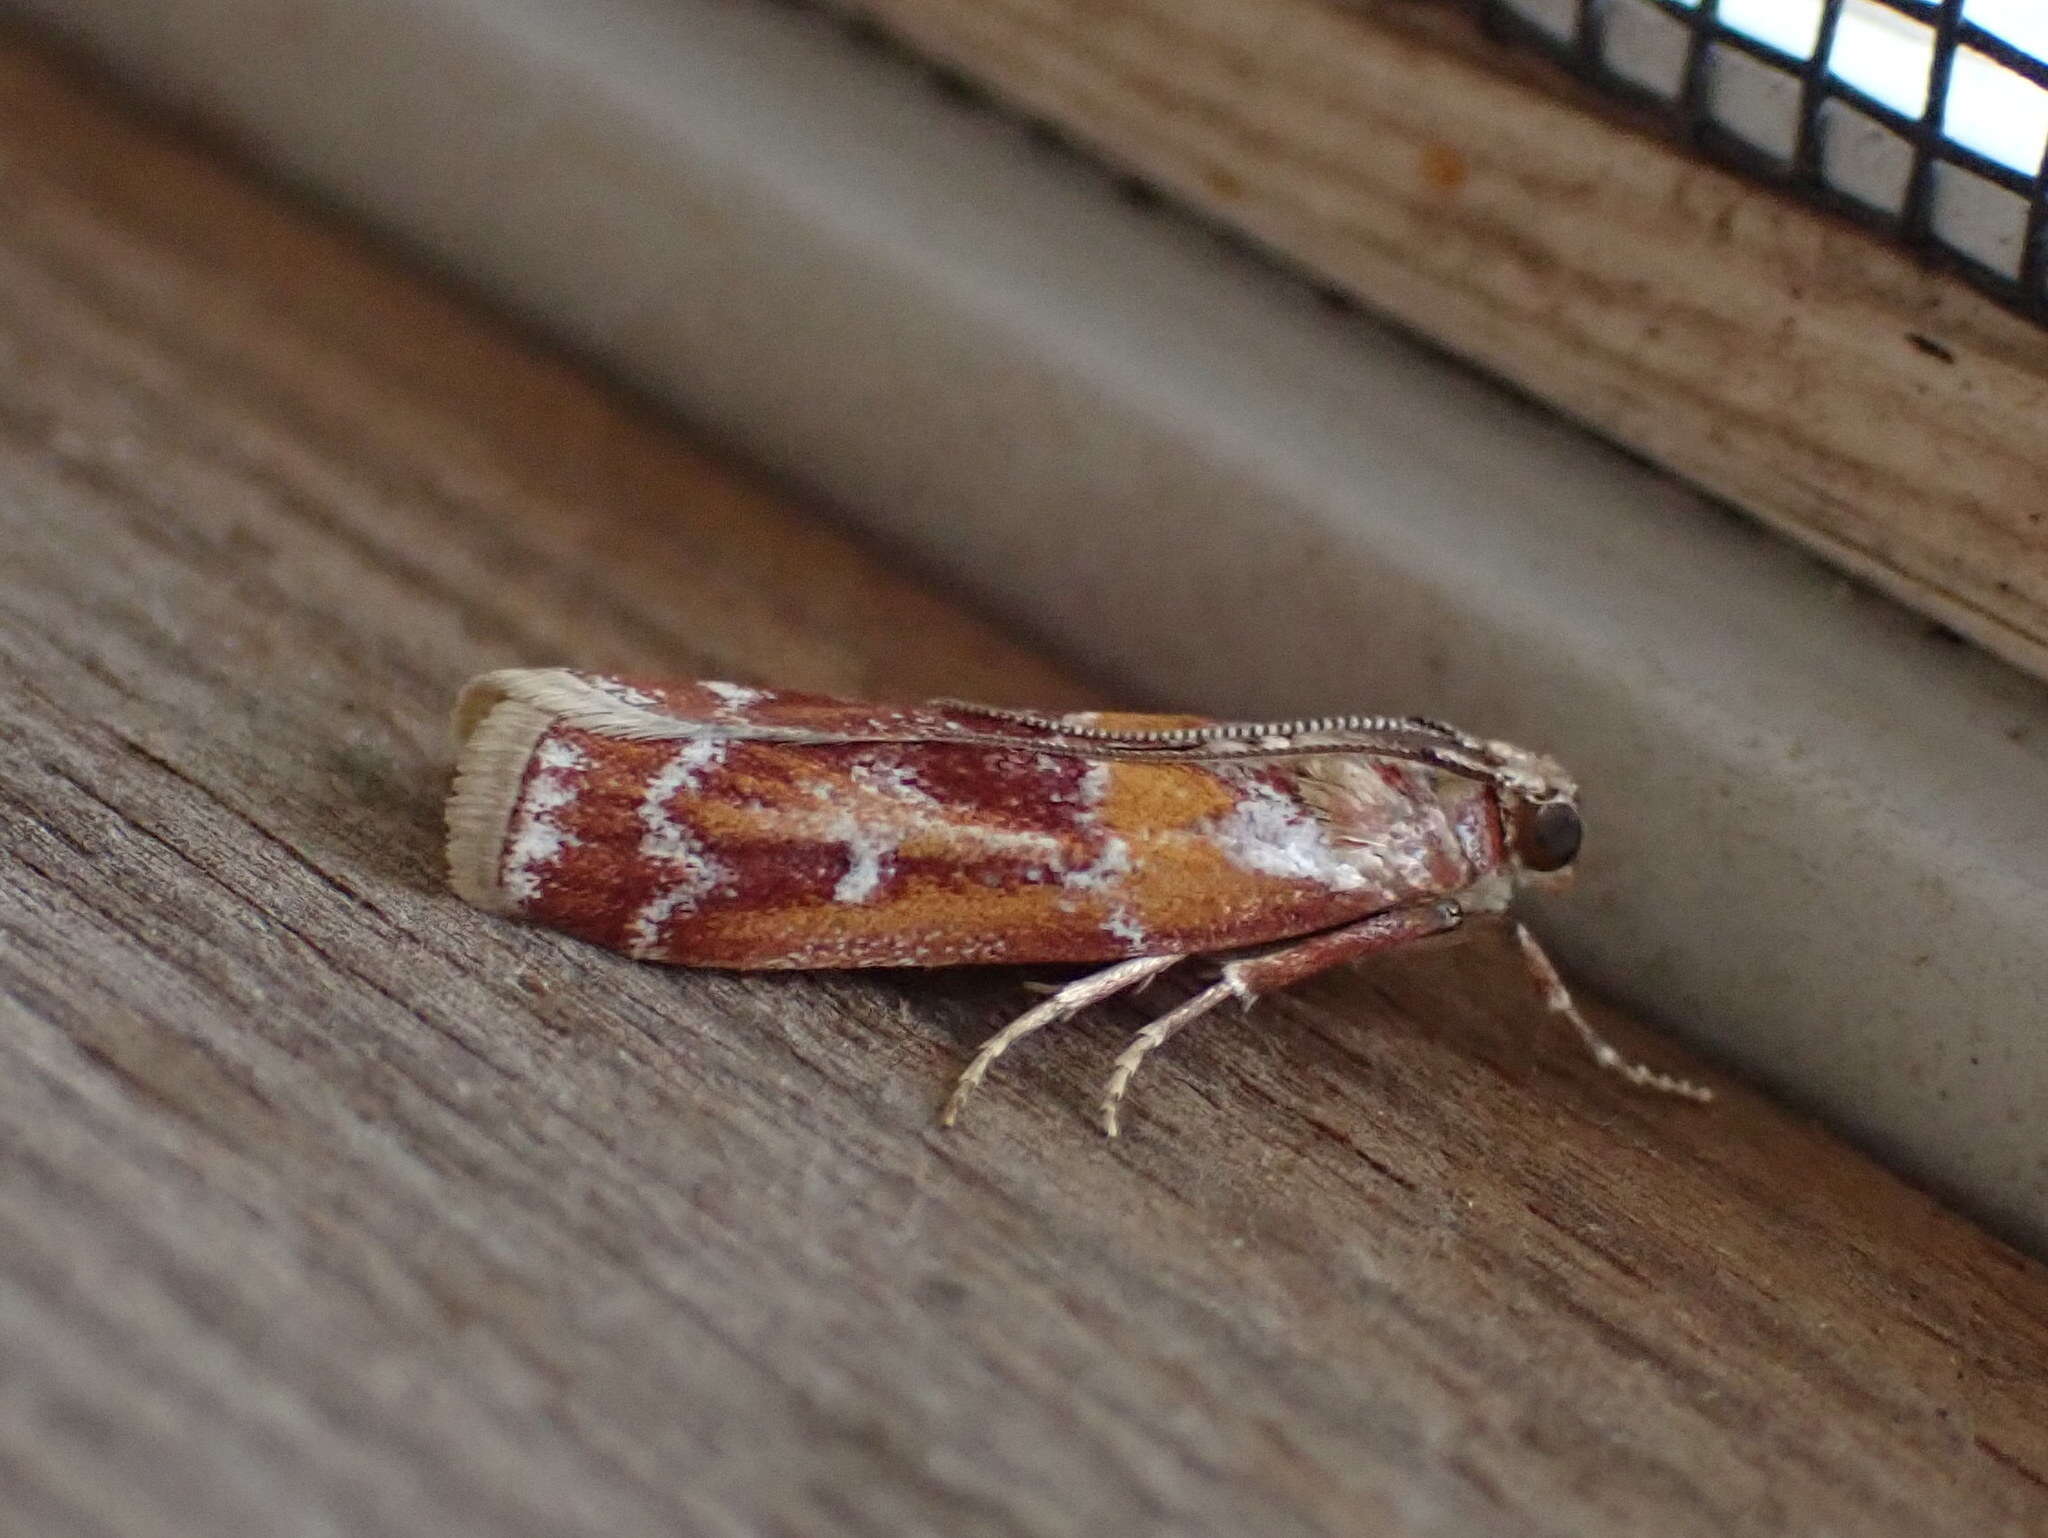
[1473,0,2048,322]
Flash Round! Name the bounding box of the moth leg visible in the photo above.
[1100,900,1464,1137]
[942,954,1184,1127]
[1513,923,1712,1103]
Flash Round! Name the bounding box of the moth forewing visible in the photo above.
[449,670,1708,1129]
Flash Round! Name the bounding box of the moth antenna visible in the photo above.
[932,699,1494,755]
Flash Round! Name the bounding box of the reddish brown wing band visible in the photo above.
[447,669,1710,1129]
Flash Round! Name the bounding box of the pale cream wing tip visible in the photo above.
[445,671,562,914]
[447,666,716,911]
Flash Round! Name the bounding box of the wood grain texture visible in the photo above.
[831,0,2048,683]
[2,28,2047,1538]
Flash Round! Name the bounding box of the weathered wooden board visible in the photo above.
[1,30,2045,1538]
[833,0,2048,687]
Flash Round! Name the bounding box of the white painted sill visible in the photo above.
[19,0,2048,1253]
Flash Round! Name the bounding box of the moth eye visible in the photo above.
[1517,800,1582,873]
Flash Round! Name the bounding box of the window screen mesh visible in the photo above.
[1479,0,2048,319]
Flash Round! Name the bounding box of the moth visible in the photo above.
[447,669,1707,1132]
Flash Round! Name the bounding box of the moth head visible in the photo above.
[1506,790,1582,878]
[1476,741,1580,880]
